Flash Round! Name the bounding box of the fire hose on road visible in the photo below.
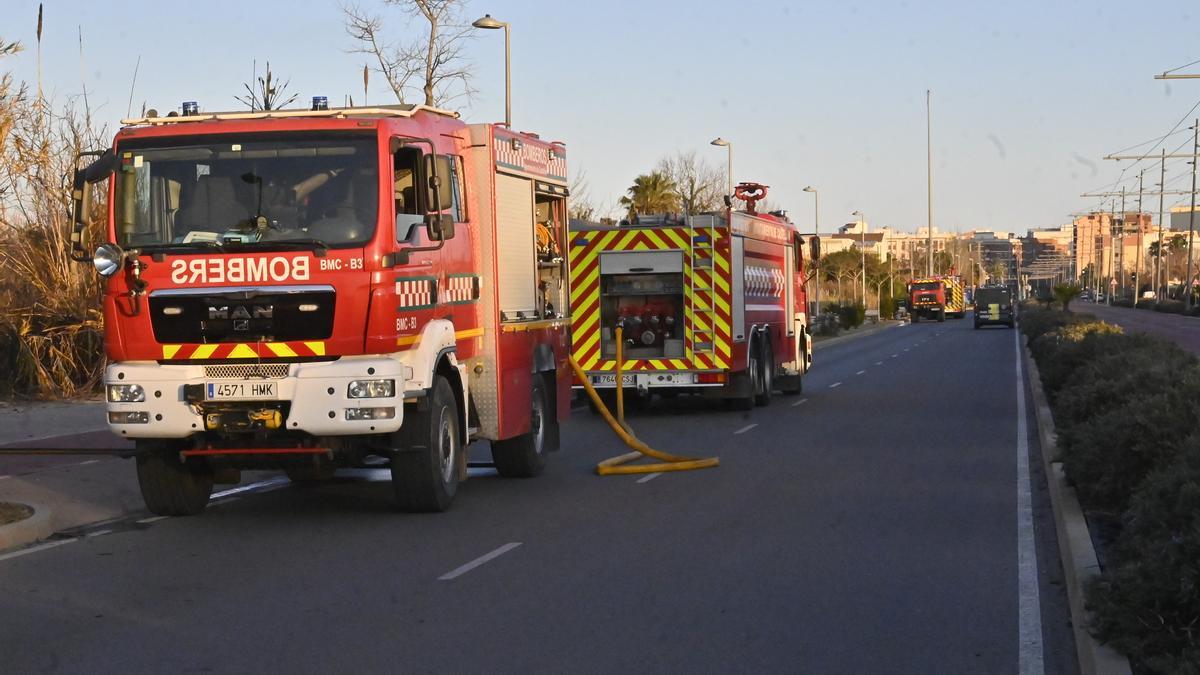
[568,327,720,475]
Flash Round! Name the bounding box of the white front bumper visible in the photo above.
[105,356,413,439]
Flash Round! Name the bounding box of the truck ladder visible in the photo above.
[688,216,719,355]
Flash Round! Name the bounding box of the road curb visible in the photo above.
[812,320,904,350]
[1021,339,1131,675]
[0,501,55,553]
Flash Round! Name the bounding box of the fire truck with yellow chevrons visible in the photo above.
[70,99,572,516]
[569,183,817,410]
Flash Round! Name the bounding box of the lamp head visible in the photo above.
[710,137,730,147]
[803,186,816,193]
[472,14,505,29]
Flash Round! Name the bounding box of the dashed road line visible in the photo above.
[636,472,662,484]
[829,382,842,389]
[733,423,758,435]
[439,542,522,581]
[790,397,809,407]
[891,354,899,358]
[856,370,866,375]
[86,529,112,538]
[875,361,883,366]
[136,515,169,524]
[79,459,100,466]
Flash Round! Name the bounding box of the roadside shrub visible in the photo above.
[834,304,865,330]
[1029,321,1123,397]
[811,312,840,337]
[1018,307,1084,343]
[1057,368,1200,514]
[1135,299,1155,310]
[1111,297,1135,308]
[1088,436,1200,673]
[1155,300,1185,314]
[1053,338,1197,430]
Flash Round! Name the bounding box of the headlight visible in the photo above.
[345,407,396,421]
[107,384,145,402]
[93,243,125,277]
[348,379,395,399]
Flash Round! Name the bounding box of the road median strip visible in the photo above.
[1021,338,1131,675]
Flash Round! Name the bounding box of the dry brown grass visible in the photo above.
[1,39,108,399]
[0,501,34,526]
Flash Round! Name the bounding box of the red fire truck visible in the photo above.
[569,183,817,410]
[70,100,571,515]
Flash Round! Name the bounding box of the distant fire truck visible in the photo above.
[569,183,817,410]
[908,274,964,322]
[70,100,571,515]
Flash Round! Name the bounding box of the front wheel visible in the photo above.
[492,374,551,478]
[937,309,946,323]
[391,375,460,512]
[911,313,920,323]
[136,441,214,516]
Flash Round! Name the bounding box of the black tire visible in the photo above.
[730,342,759,411]
[937,309,946,323]
[492,374,550,478]
[780,340,804,396]
[391,375,460,512]
[911,313,919,323]
[136,441,213,517]
[754,334,773,407]
[974,321,981,330]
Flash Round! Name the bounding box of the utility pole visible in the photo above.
[1157,149,1167,301]
[1135,170,1144,298]
[1186,119,1199,310]
[1120,186,1126,297]
[926,89,934,277]
[1108,198,1116,305]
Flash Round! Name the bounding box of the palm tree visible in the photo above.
[1053,283,1083,313]
[619,171,679,220]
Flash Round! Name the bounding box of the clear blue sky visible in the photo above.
[6,0,1200,234]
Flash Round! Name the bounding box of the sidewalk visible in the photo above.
[0,400,140,543]
[1077,302,1200,356]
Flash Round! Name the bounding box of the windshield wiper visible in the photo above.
[139,240,226,254]
[226,237,331,256]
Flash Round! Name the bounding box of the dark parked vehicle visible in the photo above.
[973,286,1015,329]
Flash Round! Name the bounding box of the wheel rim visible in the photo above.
[531,389,546,456]
[437,406,455,484]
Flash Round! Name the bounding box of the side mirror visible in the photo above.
[425,213,455,241]
[809,235,821,262]
[70,149,116,263]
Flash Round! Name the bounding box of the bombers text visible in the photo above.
[170,256,311,284]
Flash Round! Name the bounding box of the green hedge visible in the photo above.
[1021,307,1200,671]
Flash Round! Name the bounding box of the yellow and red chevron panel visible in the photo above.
[160,341,326,360]
[569,225,732,373]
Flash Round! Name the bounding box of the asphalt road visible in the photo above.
[1075,301,1200,355]
[0,318,1078,674]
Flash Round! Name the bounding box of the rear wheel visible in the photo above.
[937,309,946,322]
[754,334,774,407]
[911,313,920,323]
[136,441,213,517]
[492,375,550,478]
[730,342,759,411]
[391,375,459,512]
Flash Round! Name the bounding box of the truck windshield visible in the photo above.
[975,288,1011,305]
[113,133,378,250]
[912,282,941,291]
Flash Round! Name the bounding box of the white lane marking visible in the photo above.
[439,542,522,580]
[733,423,757,435]
[211,476,290,500]
[136,516,169,524]
[0,475,9,481]
[79,459,100,466]
[791,398,809,407]
[86,529,112,538]
[903,348,910,352]
[855,370,866,375]
[828,382,842,389]
[636,472,662,484]
[1015,329,1044,674]
[875,361,883,366]
[891,354,899,358]
[0,538,76,562]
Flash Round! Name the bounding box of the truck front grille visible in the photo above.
[203,364,290,379]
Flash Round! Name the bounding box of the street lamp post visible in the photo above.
[803,186,819,315]
[852,210,867,308]
[471,14,511,128]
[710,138,733,199]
